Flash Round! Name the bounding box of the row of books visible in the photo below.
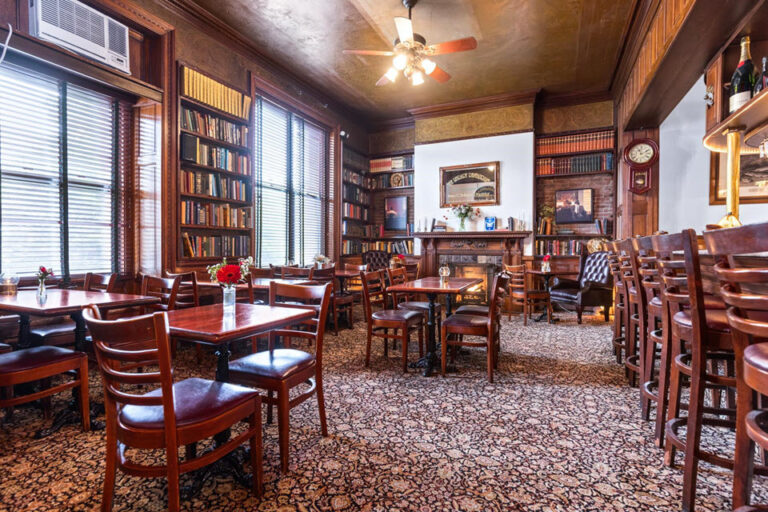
[180,170,250,202]
[536,152,614,176]
[182,232,250,258]
[537,217,554,235]
[180,201,252,228]
[594,218,613,236]
[341,239,413,255]
[341,223,416,237]
[535,240,585,257]
[536,130,614,156]
[181,67,252,120]
[180,107,249,147]
[342,168,372,188]
[343,203,369,221]
[370,155,413,173]
[342,183,370,204]
[181,134,251,175]
[371,172,413,189]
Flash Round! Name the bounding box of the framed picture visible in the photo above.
[439,161,499,207]
[709,152,768,204]
[384,196,408,231]
[555,188,594,224]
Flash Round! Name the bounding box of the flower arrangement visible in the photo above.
[207,256,253,288]
[314,253,331,265]
[450,204,481,231]
[541,254,552,273]
[36,266,54,282]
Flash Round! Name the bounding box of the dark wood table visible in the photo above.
[387,277,482,377]
[0,289,160,436]
[167,302,315,493]
[526,269,578,323]
[334,268,360,294]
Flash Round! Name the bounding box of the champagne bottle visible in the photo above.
[729,36,755,113]
[755,56,768,95]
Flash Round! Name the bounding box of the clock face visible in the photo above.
[628,143,655,164]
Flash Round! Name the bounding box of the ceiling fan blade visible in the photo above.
[343,49,395,56]
[428,37,478,55]
[394,16,414,43]
[375,72,392,86]
[428,65,451,83]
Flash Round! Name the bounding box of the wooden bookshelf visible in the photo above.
[533,126,617,258]
[176,63,254,266]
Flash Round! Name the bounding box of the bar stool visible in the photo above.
[606,241,628,364]
[703,222,768,510]
[618,238,641,386]
[657,229,737,512]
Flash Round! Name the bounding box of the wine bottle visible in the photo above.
[729,36,755,113]
[755,56,768,95]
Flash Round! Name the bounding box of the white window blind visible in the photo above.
[0,62,124,277]
[255,97,329,267]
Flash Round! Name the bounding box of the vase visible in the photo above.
[459,217,467,231]
[222,286,236,313]
[37,280,46,300]
[541,261,551,273]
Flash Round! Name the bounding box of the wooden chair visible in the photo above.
[616,238,642,386]
[343,263,369,299]
[387,266,437,348]
[277,266,313,280]
[360,270,423,372]
[606,240,628,364]
[312,265,354,335]
[82,306,262,512]
[29,272,118,347]
[503,264,550,325]
[140,275,181,314]
[441,273,510,383]
[228,282,332,473]
[404,262,420,280]
[454,273,510,317]
[656,230,737,512]
[250,267,274,278]
[703,222,768,510]
[165,271,206,361]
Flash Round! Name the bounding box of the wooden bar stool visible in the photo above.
[703,222,768,510]
[360,270,423,372]
[657,230,738,512]
[606,240,628,364]
[617,238,642,386]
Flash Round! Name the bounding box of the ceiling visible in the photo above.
[190,0,638,121]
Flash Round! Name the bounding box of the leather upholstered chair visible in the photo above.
[83,306,262,512]
[363,251,390,271]
[549,250,613,324]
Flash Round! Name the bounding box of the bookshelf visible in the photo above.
[340,149,416,257]
[176,64,254,265]
[533,127,617,259]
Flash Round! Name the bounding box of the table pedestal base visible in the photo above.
[34,400,105,438]
[181,445,252,500]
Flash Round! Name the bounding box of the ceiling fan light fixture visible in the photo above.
[393,52,409,70]
[411,70,424,86]
[421,58,436,75]
[385,67,398,82]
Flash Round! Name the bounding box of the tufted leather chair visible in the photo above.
[363,251,391,271]
[549,250,613,323]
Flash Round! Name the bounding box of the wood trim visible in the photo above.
[252,74,336,130]
[413,231,531,239]
[536,90,613,108]
[368,117,415,132]
[610,0,660,98]
[415,128,533,147]
[79,0,174,35]
[407,90,540,120]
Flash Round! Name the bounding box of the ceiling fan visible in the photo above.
[343,0,478,86]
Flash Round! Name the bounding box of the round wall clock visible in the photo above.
[390,172,404,187]
[623,138,658,195]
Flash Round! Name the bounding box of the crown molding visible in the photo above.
[536,90,613,108]
[406,90,540,120]
[368,116,415,132]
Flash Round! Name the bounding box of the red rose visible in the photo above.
[40,266,46,273]
[216,264,241,285]
[397,254,405,260]
[543,255,551,262]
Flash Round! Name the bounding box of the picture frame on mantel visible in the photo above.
[710,152,768,204]
[439,161,500,207]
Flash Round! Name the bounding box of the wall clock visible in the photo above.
[390,172,404,187]
[623,138,658,195]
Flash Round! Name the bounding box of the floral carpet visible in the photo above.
[1,310,766,511]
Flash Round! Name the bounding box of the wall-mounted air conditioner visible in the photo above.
[29,0,131,75]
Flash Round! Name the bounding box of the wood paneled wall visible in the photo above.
[618,128,659,237]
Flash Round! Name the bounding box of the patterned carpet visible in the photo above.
[1,309,767,511]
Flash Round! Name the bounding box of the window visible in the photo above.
[254,96,330,266]
[0,62,128,277]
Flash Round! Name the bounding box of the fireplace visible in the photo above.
[439,254,502,305]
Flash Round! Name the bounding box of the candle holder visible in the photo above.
[439,264,450,283]
[0,274,19,296]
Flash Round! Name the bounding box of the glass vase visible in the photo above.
[37,280,46,300]
[459,217,467,231]
[222,286,236,313]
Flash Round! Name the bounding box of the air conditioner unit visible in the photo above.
[29,0,131,75]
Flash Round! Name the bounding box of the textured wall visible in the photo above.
[369,126,416,155]
[414,104,534,145]
[536,101,614,134]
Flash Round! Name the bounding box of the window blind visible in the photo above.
[255,96,330,267]
[0,62,127,277]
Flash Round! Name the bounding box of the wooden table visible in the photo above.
[167,303,315,493]
[526,269,577,323]
[387,277,482,377]
[334,268,360,294]
[0,289,160,436]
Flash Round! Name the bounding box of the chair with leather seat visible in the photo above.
[549,250,613,324]
[29,272,118,347]
[655,230,740,512]
[0,344,89,430]
[360,270,423,372]
[363,250,390,271]
[703,222,768,511]
[387,266,436,349]
[606,240,628,364]
[165,271,208,361]
[82,305,262,512]
[502,264,550,325]
[0,343,10,354]
[140,275,181,314]
[441,273,509,383]
[404,262,420,281]
[228,281,331,473]
[313,265,354,334]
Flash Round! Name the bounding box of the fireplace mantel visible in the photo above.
[414,231,531,277]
